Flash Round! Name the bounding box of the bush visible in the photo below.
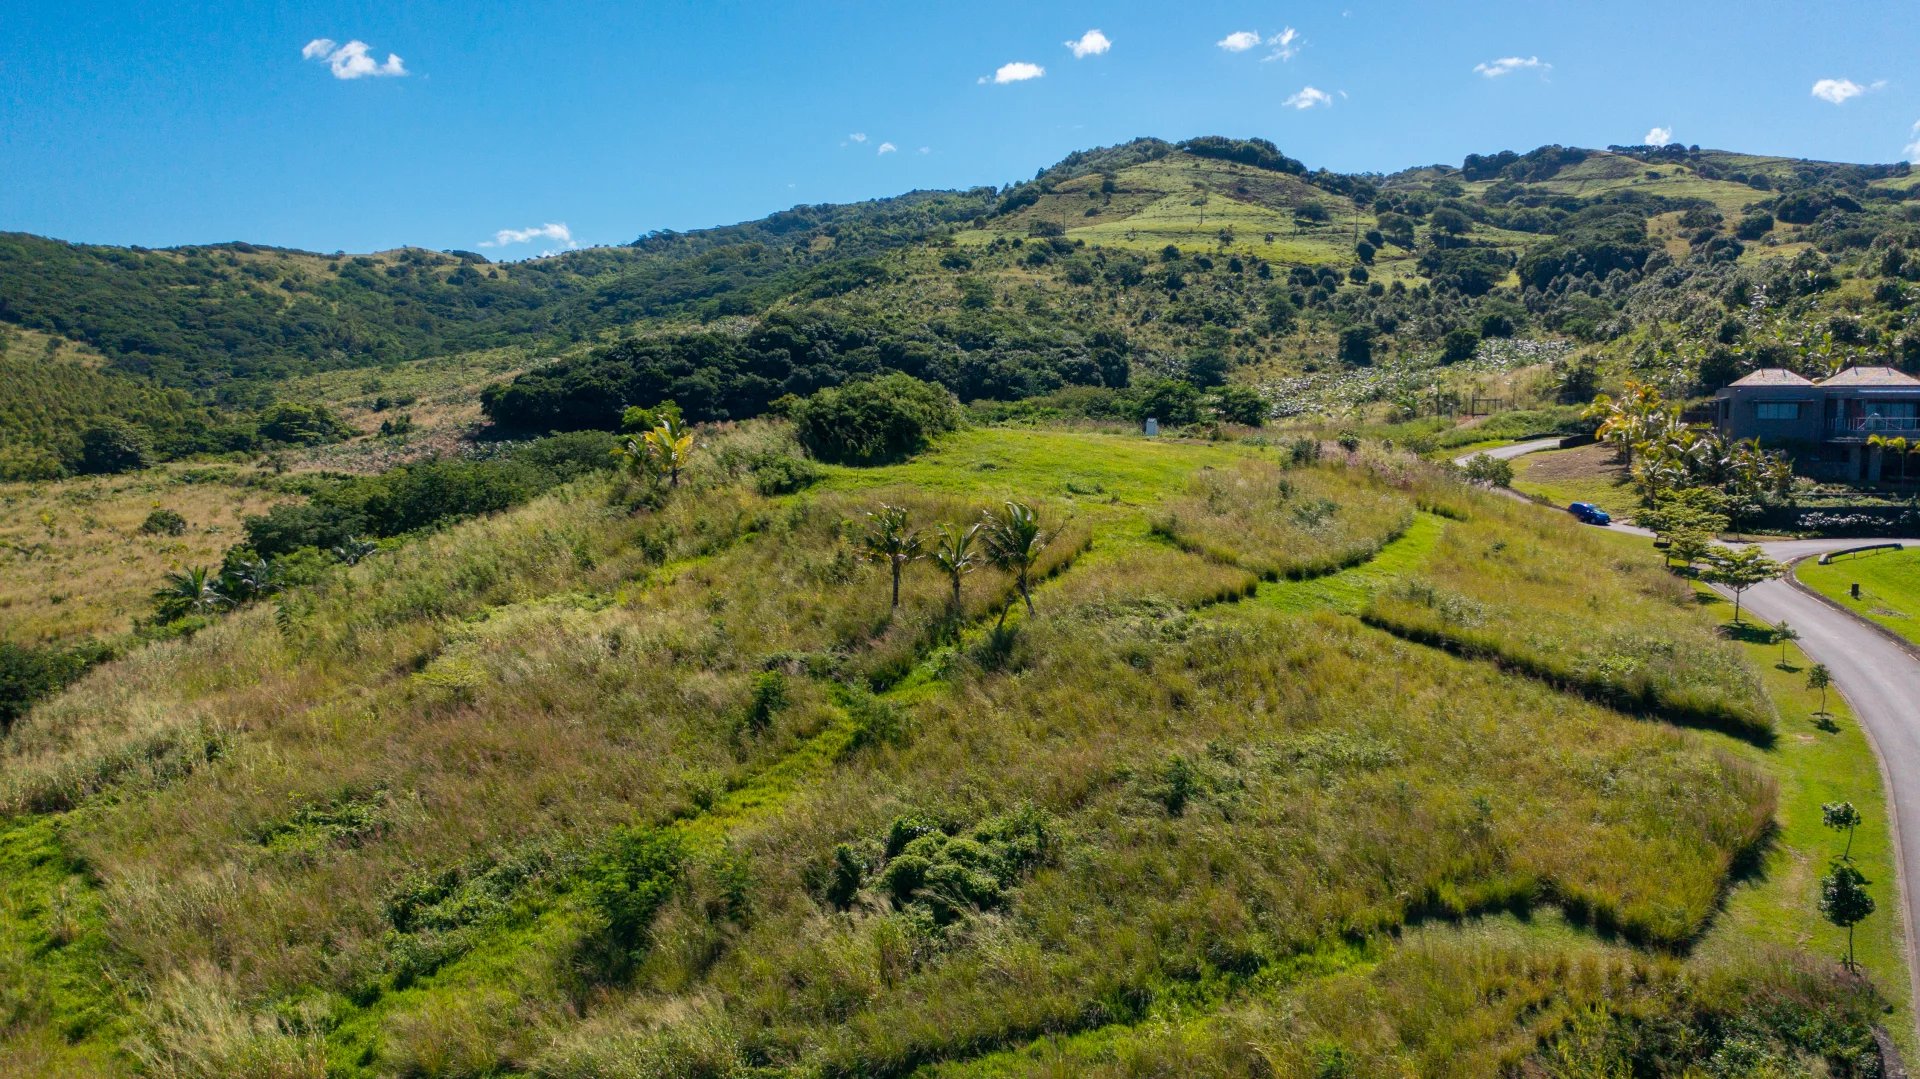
[257,401,351,446]
[1,640,108,731]
[1440,328,1480,365]
[584,827,685,971]
[1210,384,1268,426]
[140,508,189,536]
[76,418,153,475]
[243,433,619,556]
[789,374,961,465]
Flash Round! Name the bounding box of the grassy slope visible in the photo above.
[0,427,1902,1075]
[1692,589,1915,1056]
[1797,548,1920,650]
[0,466,295,643]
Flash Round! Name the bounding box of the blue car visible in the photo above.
[1568,501,1611,526]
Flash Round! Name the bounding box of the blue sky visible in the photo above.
[3,1,1918,255]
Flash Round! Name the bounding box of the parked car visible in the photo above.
[1567,501,1611,526]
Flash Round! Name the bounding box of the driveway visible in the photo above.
[1459,439,1920,1010]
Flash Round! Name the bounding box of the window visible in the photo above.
[1755,402,1800,420]
[1864,401,1917,420]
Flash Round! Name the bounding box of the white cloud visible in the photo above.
[1217,30,1261,52]
[981,61,1045,85]
[918,146,931,154]
[1064,29,1110,58]
[1262,27,1301,62]
[1283,86,1333,110]
[480,222,574,249]
[877,142,897,155]
[1905,121,1920,163]
[1474,56,1548,79]
[1645,126,1673,147]
[849,132,868,143]
[302,37,407,79]
[1811,78,1882,104]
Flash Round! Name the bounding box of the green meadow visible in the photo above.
[0,424,1903,1077]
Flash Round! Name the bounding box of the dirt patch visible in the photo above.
[1519,441,1624,486]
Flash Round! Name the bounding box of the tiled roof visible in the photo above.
[1816,365,1920,387]
[1727,368,1814,387]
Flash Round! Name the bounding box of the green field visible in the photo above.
[0,424,1902,1076]
[1797,548,1920,650]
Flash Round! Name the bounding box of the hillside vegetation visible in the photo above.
[7,136,1920,477]
[0,424,1895,1077]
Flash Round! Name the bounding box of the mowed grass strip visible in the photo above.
[1797,547,1920,651]
[1691,592,1915,1058]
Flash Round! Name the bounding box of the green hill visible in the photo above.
[6,137,1918,465]
[1,424,1900,1076]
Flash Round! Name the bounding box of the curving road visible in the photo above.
[1458,440,1920,1015]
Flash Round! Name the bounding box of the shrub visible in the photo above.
[141,508,189,536]
[0,640,107,731]
[584,827,685,971]
[789,374,961,465]
[76,418,153,474]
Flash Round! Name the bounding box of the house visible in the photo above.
[1713,365,1920,482]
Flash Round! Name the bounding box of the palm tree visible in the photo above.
[643,415,696,488]
[1869,434,1916,483]
[982,501,1048,628]
[1773,620,1799,666]
[929,522,982,615]
[1584,380,1673,469]
[156,566,230,616]
[858,504,924,610]
[220,557,278,603]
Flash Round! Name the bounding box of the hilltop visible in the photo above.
[3,136,1917,476]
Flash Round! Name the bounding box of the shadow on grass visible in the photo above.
[1720,622,1776,646]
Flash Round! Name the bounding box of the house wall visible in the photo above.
[1714,387,1825,443]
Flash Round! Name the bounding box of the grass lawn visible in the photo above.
[1508,442,1633,514]
[1692,587,1915,1055]
[1797,548,1920,651]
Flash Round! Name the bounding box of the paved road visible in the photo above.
[1457,436,1567,463]
[1458,439,1920,1012]
[1740,546,1920,1012]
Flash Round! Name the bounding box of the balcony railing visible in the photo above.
[1830,416,1920,437]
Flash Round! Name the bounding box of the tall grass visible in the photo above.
[0,428,1801,1077]
[1361,494,1774,743]
[1152,459,1414,580]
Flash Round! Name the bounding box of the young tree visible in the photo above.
[1808,663,1834,715]
[1773,620,1799,666]
[858,504,924,610]
[1819,859,1875,972]
[982,501,1048,628]
[929,522,982,616]
[1460,453,1514,488]
[155,566,230,617]
[642,415,696,488]
[1703,545,1784,624]
[1823,800,1863,861]
[1666,529,1714,574]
